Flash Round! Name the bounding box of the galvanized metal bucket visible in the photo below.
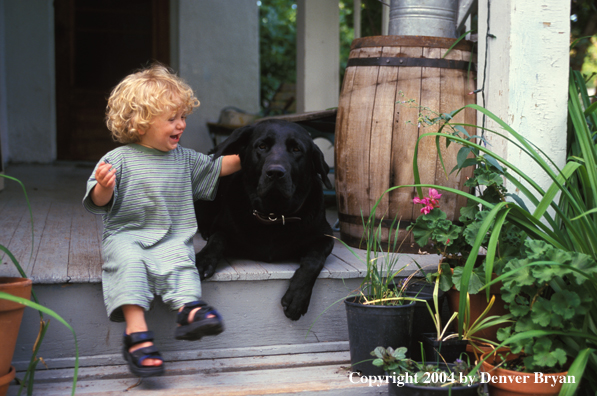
[388,0,458,38]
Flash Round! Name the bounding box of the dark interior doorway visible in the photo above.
[55,0,170,161]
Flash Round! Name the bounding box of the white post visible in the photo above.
[381,0,389,35]
[477,0,570,211]
[354,0,361,39]
[296,0,340,113]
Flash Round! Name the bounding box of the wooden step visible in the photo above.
[6,348,388,395]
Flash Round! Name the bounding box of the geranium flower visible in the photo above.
[413,189,442,214]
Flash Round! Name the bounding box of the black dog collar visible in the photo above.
[252,210,301,226]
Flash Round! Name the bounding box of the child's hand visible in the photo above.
[91,162,116,207]
[95,162,117,189]
[220,155,241,177]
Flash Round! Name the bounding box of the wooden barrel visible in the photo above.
[335,35,476,253]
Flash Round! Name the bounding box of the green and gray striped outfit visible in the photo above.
[83,144,222,322]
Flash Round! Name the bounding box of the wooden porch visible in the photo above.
[0,163,440,395]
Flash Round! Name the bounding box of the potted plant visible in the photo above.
[407,183,515,344]
[0,175,79,396]
[418,264,512,364]
[339,205,421,376]
[371,345,481,396]
[384,69,597,395]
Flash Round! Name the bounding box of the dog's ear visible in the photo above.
[311,141,333,190]
[211,124,255,158]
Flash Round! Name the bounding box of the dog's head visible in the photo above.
[212,120,332,214]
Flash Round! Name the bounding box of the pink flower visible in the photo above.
[429,189,442,200]
[413,189,443,214]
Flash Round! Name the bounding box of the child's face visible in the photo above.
[138,108,187,152]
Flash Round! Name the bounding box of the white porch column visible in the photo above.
[296,0,340,113]
[478,0,570,210]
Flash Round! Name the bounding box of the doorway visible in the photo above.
[54,0,170,161]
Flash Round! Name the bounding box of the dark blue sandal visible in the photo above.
[122,331,165,377]
[175,300,224,341]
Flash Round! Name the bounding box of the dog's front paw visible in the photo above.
[281,288,311,321]
[195,253,217,280]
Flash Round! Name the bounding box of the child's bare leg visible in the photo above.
[122,304,162,367]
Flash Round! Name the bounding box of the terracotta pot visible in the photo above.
[0,277,32,377]
[480,351,570,396]
[446,273,509,342]
[0,366,15,396]
[465,341,509,361]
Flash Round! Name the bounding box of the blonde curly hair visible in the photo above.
[106,63,200,144]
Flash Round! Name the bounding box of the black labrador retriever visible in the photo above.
[194,119,334,320]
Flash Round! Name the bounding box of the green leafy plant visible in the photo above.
[493,239,596,373]
[335,197,422,306]
[371,346,480,388]
[406,141,527,295]
[0,175,79,396]
[383,69,597,395]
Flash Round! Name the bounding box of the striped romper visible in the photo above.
[83,144,223,322]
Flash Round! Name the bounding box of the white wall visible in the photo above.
[0,0,8,171]
[3,0,56,163]
[478,0,570,210]
[178,0,260,154]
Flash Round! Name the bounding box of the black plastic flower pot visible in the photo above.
[405,283,445,361]
[344,296,415,376]
[421,332,468,364]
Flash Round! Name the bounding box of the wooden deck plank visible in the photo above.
[0,195,29,275]
[30,200,73,283]
[2,197,51,278]
[230,258,270,281]
[88,215,104,282]
[256,261,300,280]
[211,258,241,281]
[68,203,102,282]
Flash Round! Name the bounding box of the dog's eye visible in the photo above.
[292,147,301,153]
[258,144,267,150]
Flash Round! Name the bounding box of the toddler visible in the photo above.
[83,64,240,377]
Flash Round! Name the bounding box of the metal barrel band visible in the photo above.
[346,57,476,72]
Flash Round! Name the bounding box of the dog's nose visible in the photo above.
[265,165,286,180]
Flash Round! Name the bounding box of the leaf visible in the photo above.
[530,299,553,327]
[457,147,473,168]
[452,266,484,294]
[481,154,504,173]
[392,347,408,360]
[505,193,531,213]
[509,304,530,319]
[551,290,581,320]
[372,346,385,358]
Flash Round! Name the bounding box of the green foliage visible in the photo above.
[378,68,597,394]
[371,346,480,387]
[259,0,297,112]
[497,239,596,372]
[338,204,411,306]
[405,108,527,294]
